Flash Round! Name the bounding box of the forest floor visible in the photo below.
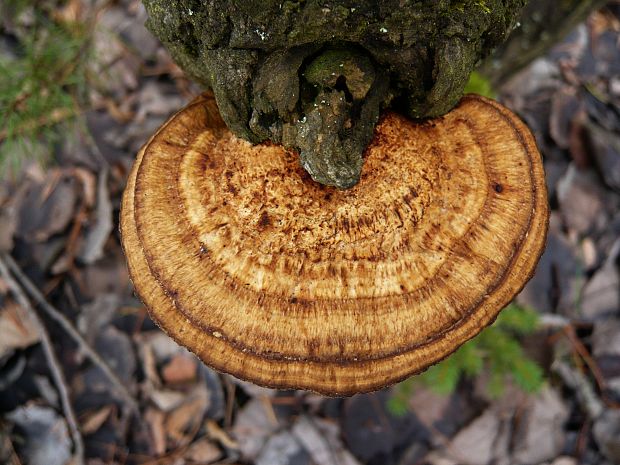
[1,1,620,465]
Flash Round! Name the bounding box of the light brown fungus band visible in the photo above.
[120,93,549,396]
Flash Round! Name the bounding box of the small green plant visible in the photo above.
[0,0,91,177]
[464,70,496,99]
[387,303,544,416]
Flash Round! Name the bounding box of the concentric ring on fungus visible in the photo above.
[120,93,549,396]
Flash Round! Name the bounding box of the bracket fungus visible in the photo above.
[120,92,548,396]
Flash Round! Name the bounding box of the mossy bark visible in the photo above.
[142,0,526,188]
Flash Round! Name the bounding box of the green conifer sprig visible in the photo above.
[388,304,545,416]
[0,0,91,177]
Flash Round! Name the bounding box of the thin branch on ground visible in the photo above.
[0,256,85,465]
[1,252,140,414]
[552,360,604,419]
[538,313,572,329]
[562,325,607,389]
[223,376,235,429]
[547,319,620,410]
[561,324,620,409]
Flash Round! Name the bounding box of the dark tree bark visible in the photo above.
[142,1,526,188]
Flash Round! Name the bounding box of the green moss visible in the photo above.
[464,70,496,98]
[451,0,491,14]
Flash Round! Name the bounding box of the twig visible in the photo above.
[561,324,620,409]
[260,395,279,427]
[538,313,593,330]
[552,360,604,419]
[562,325,607,391]
[1,252,140,414]
[538,313,572,329]
[0,257,85,465]
[223,376,235,429]
[542,316,620,409]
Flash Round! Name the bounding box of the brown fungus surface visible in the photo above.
[120,93,548,396]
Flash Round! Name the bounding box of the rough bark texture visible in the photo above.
[481,0,609,85]
[142,0,526,188]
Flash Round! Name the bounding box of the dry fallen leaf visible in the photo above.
[165,387,208,445]
[149,389,186,412]
[231,398,276,460]
[255,431,304,465]
[206,419,238,450]
[71,167,97,208]
[161,353,197,385]
[51,0,85,24]
[81,406,112,435]
[138,336,161,388]
[0,300,40,359]
[17,170,78,243]
[145,407,166,455]
[79,168,114,264]
[292,415,362,465]
[184,438,222,464]
[7,405,72,465]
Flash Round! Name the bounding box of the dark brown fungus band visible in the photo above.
[120,93,549,396]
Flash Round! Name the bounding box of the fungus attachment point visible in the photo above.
[121,93,549,396]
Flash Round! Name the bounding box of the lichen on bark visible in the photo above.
[142,0,526,188]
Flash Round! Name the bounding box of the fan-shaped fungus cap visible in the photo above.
[120,93,548,396]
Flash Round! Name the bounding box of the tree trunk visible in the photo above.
[141,1,526,188]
